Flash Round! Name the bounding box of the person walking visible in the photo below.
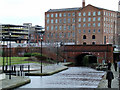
[114,61,117,71]
[108,61,112,70]
[106,69,114,88]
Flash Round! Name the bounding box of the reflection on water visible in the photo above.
[20,67,105,88]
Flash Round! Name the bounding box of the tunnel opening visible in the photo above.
[75,53,97,66]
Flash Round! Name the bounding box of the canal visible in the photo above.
[19,67,105,88]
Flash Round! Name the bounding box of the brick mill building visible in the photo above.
[45,0,118,45]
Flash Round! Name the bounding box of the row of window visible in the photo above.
[79,29,100,33]
[46,11,101,18]
[104,29,113,33]
[104,17,116,22]
[46,17,101,24]
[83,35,95,39]
[104,11,117,17]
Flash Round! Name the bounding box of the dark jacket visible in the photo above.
[106,70,114,80]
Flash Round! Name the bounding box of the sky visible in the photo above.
[0,0,119,27]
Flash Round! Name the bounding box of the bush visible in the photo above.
[82,56,89,66]
[31,53,41,56]
[24,53,31,57]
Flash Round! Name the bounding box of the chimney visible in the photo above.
[82,0,85,8]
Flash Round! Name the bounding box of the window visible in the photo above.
[93,17,96,21]
[83,35,86,39]
[93,23,96,27]
[88,23,91,27]
[64,33,66,37]
[98,17,101,21]
[64,13,66,17]
[78,12,81,16]
[98,29,100,32]
[98,23,100,27]
[59,26,62,30]
[51,14,54,17]
[78,24,81,27]
[51,19,53,23]
[68,13,71,17]
[78,18,81,22]
[72,18,75,23]
[83,24,86,27]
[72,32,75,37]
[59,19,62,23]
[59,13,62,17]
[88,29,91,33]
[83,42,86,45]
[72,25,75,30]
[93,29,95,33]
[55,19,58,23]
[72,13,75,16]
[47,26,49,30]
[51,26,53,30]
[64,18,66,23]
[47,14,49,17]
[92,42,95,45]
[68,25,71,30]
[55,26,58,30]
[88,17,91,22]
[83,18,86,22]
[68,33,70,37]
[98,11,101,15]
[83,12,86,16]
[64,26,66,30]
[88,12,91,16]
[47,19,49,24]
[55,33,58,38]
[68,18,71,23]
[93,12,96,16]
[83,30,86,33]
[55,13,58,17]
[92,35,95,39]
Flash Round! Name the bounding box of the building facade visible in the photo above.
[45,0,117,45]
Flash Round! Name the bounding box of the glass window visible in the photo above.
[93,29,95,33]
[51,14,54,17]
[55,13,58,17]
[93,23,95,27]
[64,13,66,17]
[68,33,70,37]
[78,18,81,22]
[83,35,86,39]
[55,19,58,23]
[59,26,62,30]
[72,25,75,30]
[72,18,75,23]
[88,29,91,33]
[68,18,71,23]
[59,19,62,23]
[47,26,49,30]
[64,26,66,30]
[98,17,101,21]
[47,19,49,24]
[98,11,101,15]
[68,25,71,30]
[83,18,86,22]
[92,42,95,45]
[47,14,49,17]
[83,30,86,33]
[88,17,91,22]
[98,23,100,27]
[83,24,86,27]
[79,29,81,33]
[51,19,53,23]
[104,11,106,15]
[93,17,96,21]
[83,12,86,16]
[55,33,58,38]
[55,26,58,30]
[68,13,71,17]
[64,18,66,23]
[59,13,62,17]
[78,24,81,27]
[72,13,75,16]
[88,12,91,16]
[92,35,95,39]
[88,23,91,27]
[98,29,100,32]
[64,33,66,37]
[51,26,53,30]
[78,12,81,16]
[93,12,96,16]
[72,32,75,37]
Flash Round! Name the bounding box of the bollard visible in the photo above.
[14,65,16,72]
[28,65,30,73]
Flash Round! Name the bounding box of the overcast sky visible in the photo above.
[0,0,119,27]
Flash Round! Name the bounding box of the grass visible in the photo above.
[0,57,43,66]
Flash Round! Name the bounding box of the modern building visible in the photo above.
[45,0,118,45]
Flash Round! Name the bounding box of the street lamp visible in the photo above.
[40,34,43,73]
[9,32,11,79]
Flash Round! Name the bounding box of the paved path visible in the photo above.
[98,64,119,89]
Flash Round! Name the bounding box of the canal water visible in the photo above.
[20,67,105,88]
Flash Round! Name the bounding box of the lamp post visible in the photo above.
[2,34,5,72]
[40,34,43,73]
[9,32,11,79]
